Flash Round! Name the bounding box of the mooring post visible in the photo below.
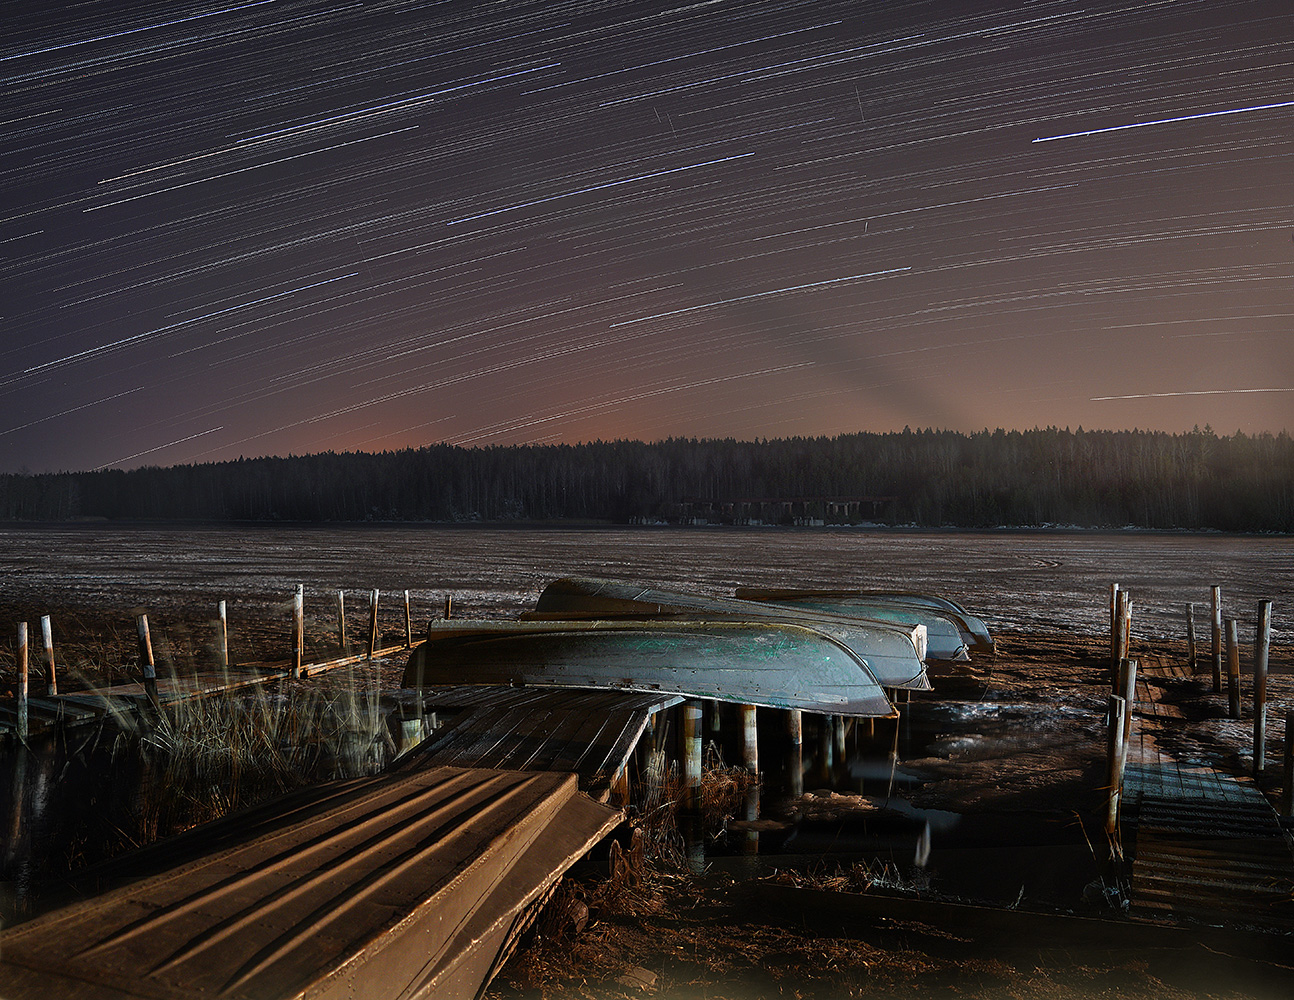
[292,584,304,679]
[682,700,703,813]
[1253,600,1272,776]
[1225,617,1241,720]
[1210,585,1222,692]
[136,613,158,707]
[785,709,803,798]
[443,593,452,620]
[17,622,29,741]
[367,588,380,660]
[216,600,229,671]
[336,590,347,654]
[1105,694,1127,835]
[1281,712,1294,819]
[40,614,57,697]
[1123,595,1133,668]
[403,590,412,649]
[1185,603,1197,675]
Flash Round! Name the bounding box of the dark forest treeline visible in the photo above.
[2,428,1291,531]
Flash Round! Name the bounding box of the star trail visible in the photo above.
[2,0,1291,473]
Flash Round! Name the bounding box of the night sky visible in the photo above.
[2,0,1291,474]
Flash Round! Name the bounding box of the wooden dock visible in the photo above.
[393,684,682,803]
[1121,659,1294,932]
[0,764,621,1000]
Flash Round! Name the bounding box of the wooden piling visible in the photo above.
[1185,603,1197,675]
[17,622,29,741]
[1253,601,1272,776]
[292,584,304,680]
[1210,585,1222,692]
[217,600,229,671]
[1281,712,1294,819]
[40,615,57,697]
[1118,658,1138,750]
[682,700,703,812]
[786,709,803,798]
[136,614,158,706]
[833,714,846,762]
[367,589,380,661]
[740,704,758,775]
[403,590,412,649]
[443,594,452,620]
[1225,617,1241,720]
[1105,694,1127,835]
[814,715,832,784]
[1109,584,1122,677]
[336,590,347,654]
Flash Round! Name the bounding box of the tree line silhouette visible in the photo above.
[2,427,1290,531]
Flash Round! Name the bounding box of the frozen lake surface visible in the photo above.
[2,524,1289,642]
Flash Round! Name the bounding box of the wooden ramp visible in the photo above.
[1122,662,1294,933]
[0,765,620,1000]
[393,685,682,802]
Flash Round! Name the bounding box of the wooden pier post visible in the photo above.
[136,614,158,707]
[1185,603,1197,675]
[1105,694,1127,835]
[40,615,57,697]
[1118,658,1138,750]
[403,590,412,649]
[217,600,229,671]
[1225,617,1241,720]
[1281,712,1294,819]
[682,700,703,813]
[785,709,803,798]
[367,589,380,661]
[1109,584,1122,678]
[443,594,452,620]
[740,704,758,776]
[17,622,29,741]
[1253,601,1272,776]
[292,584,304,680]
[336,590,347,654]
[834,714,847,763]
[1210,585,1222,692]
[814,715,832,784]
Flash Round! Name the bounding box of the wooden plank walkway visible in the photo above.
[392,685,682,802]
[1121,658,1294,932]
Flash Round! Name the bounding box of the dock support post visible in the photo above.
[740,705,758,775]
[1105,694,1127,836]
[1210,585,1223,692]
[217,600,229,671]
[336,590,347,654]
[1225,617,1241,720]
[834,714,846,763]
[1281,712,1294,818]
[292,584,304,679]
[17,622,28,741]
[136,614,158,708]
[367,589,380,661]
[814,715,832,784]
[682,700,703,813]
[1118,658,1138,751]
[40,615,57,697]
[1109,584,1121,679]
[1254,601,1272,775]
[403,590,412,649]
[785,709,803,798]
[1185,603,1197,675]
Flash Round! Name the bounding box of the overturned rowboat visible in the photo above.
[403,618,896,717]
[532,577,931,690]
[734,586,995,657]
